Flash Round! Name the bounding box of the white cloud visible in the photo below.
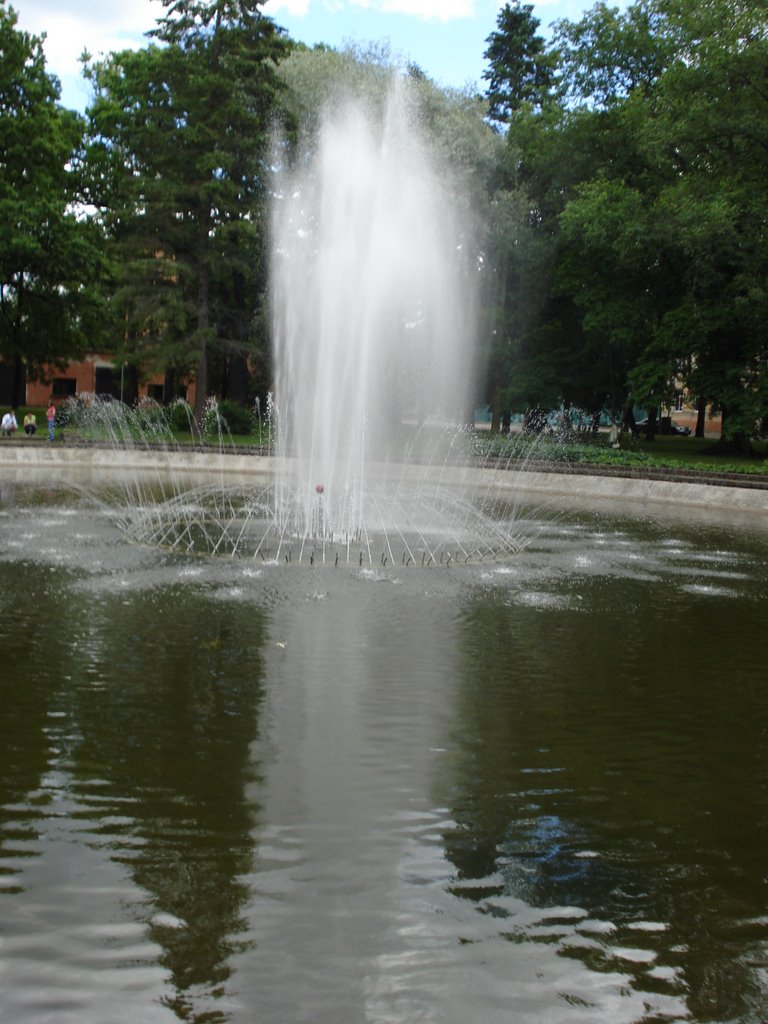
[13,0,490,108]
[266,0,477,18]
[375,0,476,17]
[264,0,312,14]
[14,0,156,81]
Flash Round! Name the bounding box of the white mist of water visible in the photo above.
[271,80,476,544]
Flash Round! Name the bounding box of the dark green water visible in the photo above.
[0,481,766,1023]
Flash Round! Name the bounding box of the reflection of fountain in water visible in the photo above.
[71,80,540,564]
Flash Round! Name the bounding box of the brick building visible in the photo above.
[3,355,196,409]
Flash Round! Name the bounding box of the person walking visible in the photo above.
[46,400,56,443]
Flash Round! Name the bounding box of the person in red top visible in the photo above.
[46,400,56,443]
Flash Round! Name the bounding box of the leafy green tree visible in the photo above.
[84,44,198,402]
[558,178,676,424]
[481,4,576,429]
[485,96,642,425]
[0,1,102,406]
[488,0,766,450]
[552,0,673,107]
[554,0,767,448]
[640,0,768,449]
[509,3,677,426]
[480,172,562,428]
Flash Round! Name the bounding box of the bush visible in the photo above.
[55,396,84,427]
[217,399,254,436]
[169,399,194,433]
[135,400,168,432]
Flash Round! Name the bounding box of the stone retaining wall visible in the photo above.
[0,441,765,515]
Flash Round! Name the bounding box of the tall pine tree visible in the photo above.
[86,0,290,420]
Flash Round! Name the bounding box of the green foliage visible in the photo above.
[134,400,168,433]
[202,397,222,441]
[7,0,765,454]
[198,395,254,440]
[483,0,767,446]
[216,399,254,436]
[470,429,767,475]
[0,2,103,404]
[483,1,556,122]
[552,0,674,107]
[168,399,194,433]
[83,0,292,421]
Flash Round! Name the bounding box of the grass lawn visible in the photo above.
[632,434,767,473]
[475,429,767,476]
[8,403,765,478]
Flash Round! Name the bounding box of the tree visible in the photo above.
[483,1,556,124]
[639,0,768,451]
[493,0,766,449]
[561,0,768,449]
[486,91,648,425]
[0,1,102,406]
[85,0,291,421]
[552,0,673,108]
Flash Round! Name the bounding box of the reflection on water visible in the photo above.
[0,559,268,1022]
[449,565,768,1022]
[0,482,767,1023]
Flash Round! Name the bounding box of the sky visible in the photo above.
[12,0,620,111]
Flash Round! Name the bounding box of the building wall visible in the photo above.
[25,355,195,408]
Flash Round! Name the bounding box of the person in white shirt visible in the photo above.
[1,410,18,436]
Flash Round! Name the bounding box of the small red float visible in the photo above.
[315,483,324,494]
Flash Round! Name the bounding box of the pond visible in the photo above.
[0,476,766,1023]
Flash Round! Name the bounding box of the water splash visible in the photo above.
[270,79,477,547]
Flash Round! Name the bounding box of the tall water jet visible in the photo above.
[270,79,477,555]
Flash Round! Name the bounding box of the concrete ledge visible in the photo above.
[500,467,768,514]
[0,443,272,478]
[0,443,766,515]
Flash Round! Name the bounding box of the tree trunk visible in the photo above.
[193,260,210,427]
[702,404,756,457]
[195,343,208,427]
[226,349,249,405]
[621,398,636,433]
[644,406,658,441]
[162,368,175,405]
[11,355,26,410]
[695,398,706,438]
[490,382,502,434]
[703,432,755,456]
[123,365,139,407]
[226,264,250,405]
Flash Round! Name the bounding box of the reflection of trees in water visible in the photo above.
[65,588,269,1022]
[0,563,75,892]
[446,574,768,1020]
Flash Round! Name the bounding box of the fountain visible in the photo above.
[66,79,542,565]
[269,80,477,560]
